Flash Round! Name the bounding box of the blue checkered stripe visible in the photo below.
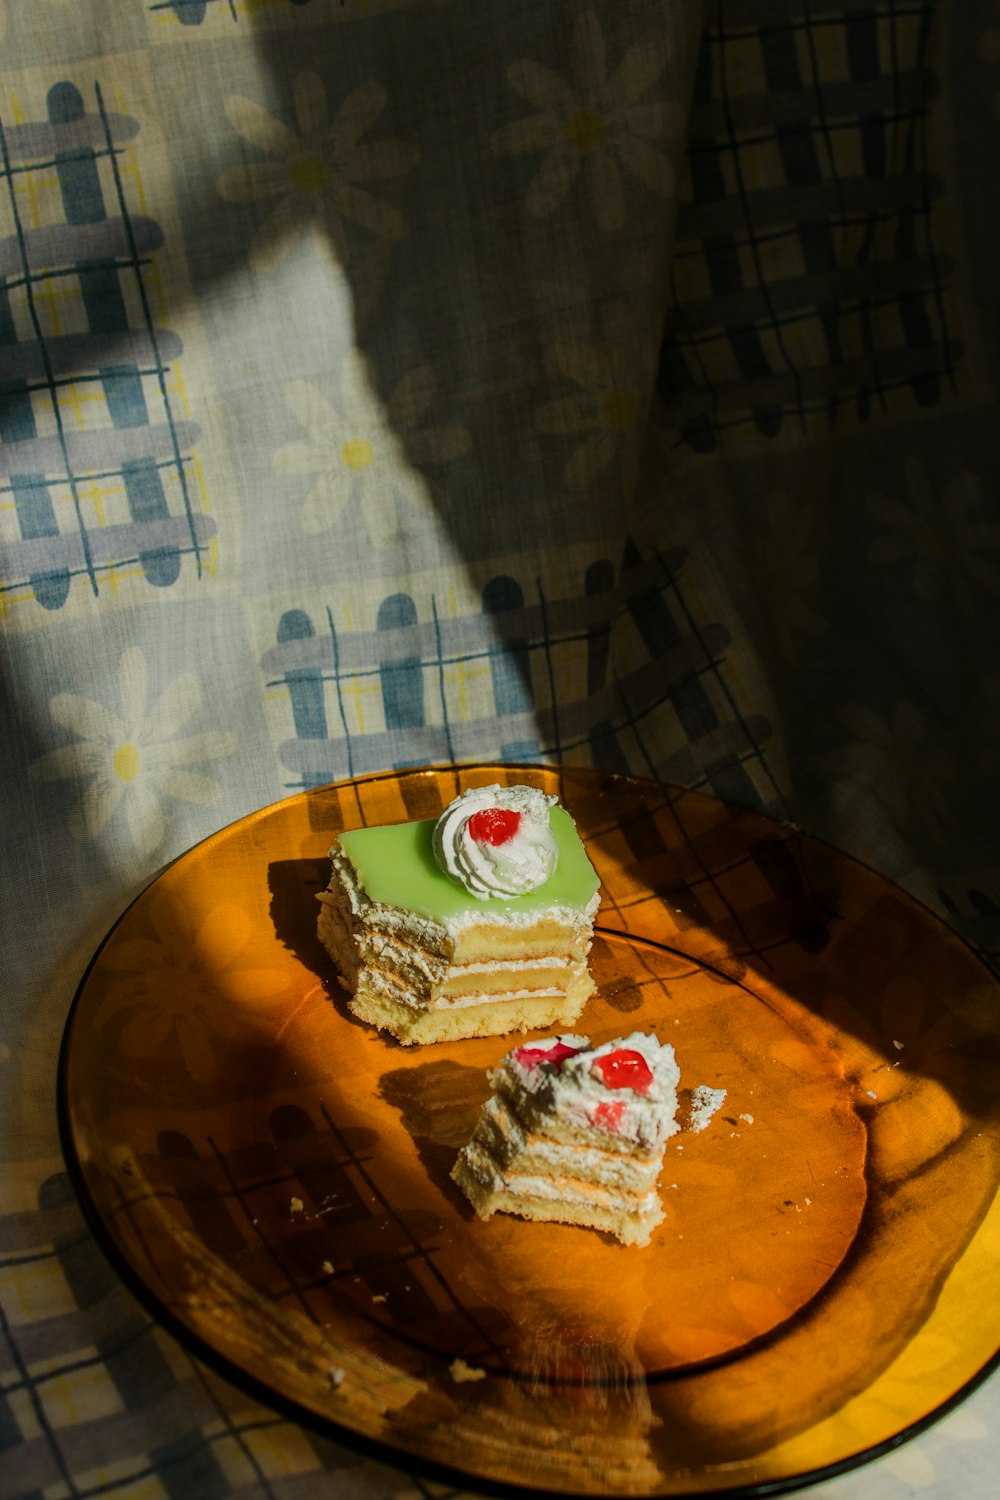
[0,1164,467,1498]
[0,1167,279,1498]
[146,0,326,25]
[660,0,958,451]
[147,0,235,23]
[263,542,786,818]
[0,81,214,614]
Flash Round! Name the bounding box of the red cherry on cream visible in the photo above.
[514,1039,583,1071]
[592,1100,626,1133]
[592,1049,653,1094]
[468,807,522,846]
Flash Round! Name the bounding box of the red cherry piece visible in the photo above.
[514,1039,583,1071]
[467,807,522,847]
[592,1049,654,1094]
[592,1100,626,1134]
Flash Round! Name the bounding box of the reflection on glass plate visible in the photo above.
[59,766,1000,1496]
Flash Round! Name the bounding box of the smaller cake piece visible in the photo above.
[451,1032,680,1246]
[317,784,601,1045]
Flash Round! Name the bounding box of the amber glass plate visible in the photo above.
[59,765,1000,1496]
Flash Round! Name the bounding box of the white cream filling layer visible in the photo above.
[476,1097,661,1189]
[358,965,573,1014]
[459,1142,660,1216]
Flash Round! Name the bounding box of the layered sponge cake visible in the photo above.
[317,784,601,1044]
[451,1032,680,1245]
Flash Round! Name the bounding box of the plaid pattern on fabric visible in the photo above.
[660,0,959,451]
[0,80,212,617]
[147,0,237,24]
[0,1161,466,1499]
[263,540,785,818]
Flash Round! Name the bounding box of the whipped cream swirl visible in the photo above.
[432,783,559,899]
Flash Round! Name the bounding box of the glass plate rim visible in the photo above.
[56,762,1000,1500]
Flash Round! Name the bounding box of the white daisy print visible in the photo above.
[216,72,419,271]
[274,348,470,545]
[535,300,658,490]
[30,648,236,858]
[867,460,1000,616]
[491,9,680,232]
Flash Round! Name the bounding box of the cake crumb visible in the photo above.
[290,1196,304,1214]
[321,1260,334,1275]
[892,1040,904,1050]
[328,1366,345,1388]
[865,1090,878,1100]
[371,1293,388,1303]
[449,1357,487,1383]
[689,1085,727,1134]
[740,1113,754,1124]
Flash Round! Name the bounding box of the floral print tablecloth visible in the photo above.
[1,1,998,1497]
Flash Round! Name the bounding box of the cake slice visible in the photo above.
[451,1032,680,1246]
[317,784,601,1044]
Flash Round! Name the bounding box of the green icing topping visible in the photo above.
[337,806,599,922]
